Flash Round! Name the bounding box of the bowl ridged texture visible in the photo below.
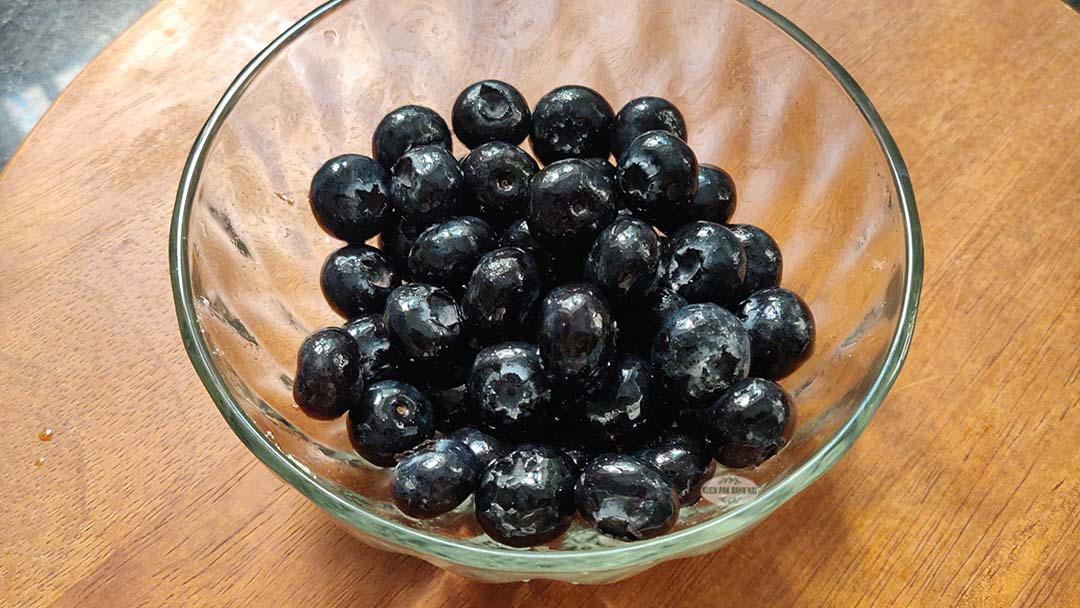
[172,0,920,583]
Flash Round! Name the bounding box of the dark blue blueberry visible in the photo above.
[570,353,666,449]
[683,377,793,468]
[460,142,538,228]
[407,216,495,292]
[475,445,577,547]
[430,383,473,432]
[635,429,713,503]
[736,287,814,379]
[343,314,400,384]
[658,164,737,232]
[372,105,452,170]
[652,303,751,409]
[448,426,505,469]
[461,247,544,344]
[382,283,464,364]
[347,380,435,466]
[583,217,661,302]
[452,80,531,148]
[575,454,679,541]
[657,221,746,306]
[616,130,698,224]
[467,342,556,437]
[389,145,463,226]
[611,96,687,162]
[537,283,617,394]
[377,216,422,278]
[527,158,618,254]
[529,85,614,164]
[729,224,783,302]
[293,327,361,420]
[309,154,391,243]
[391,438,480,518]
[614,286,687,356]
[320,245,401,318]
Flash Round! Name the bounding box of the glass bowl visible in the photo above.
[170,0,922,584]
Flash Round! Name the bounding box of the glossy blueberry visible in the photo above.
[583,217,661,301]
[611,96,687,162]
[652,303,751,409]
[467,342,555,437]
[658,164,737,232]
[527,158,618,254]
[372,105,452,169]
[452,80,531,148]
[475,445,577,547]
[320,245,401,318]
[347,380,435,466]
[461,247,543,344]
[729,224,783,302]
[377,216,422,278]
[736,287,815,379]
[575,454,679,541]
[430,383,473,432]
[499,218,542,254]
[616,130,698,224]
[558,444,595,474]
[406,344,475,391]
[391,438,480,518]
[383,283,464,363]
[460,142,538,228]
[683,377,793,468]
[537,283,617,394]
[293,327,361,420]
[343,314,400,384]
[389,145,464,226]
[449,426,505,469]
[407,216,495,291]
[571,354,666,449]
[614,287,687,355]
[309,154,391,243]
[635,430,714,503]
[657,221,746,306]
[530,85,615,164]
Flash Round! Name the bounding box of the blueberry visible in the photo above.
[537,283,617,394]
[657,221,746,306]
[527,158,618,254]
[372,105,452,169]
[575,454,679,541]
[475,445,577,547]
[729,224,783,302]
[320,245,401,318]
[658,164,737,232]
[583,217,661,301]
[530,85,614,164]
[377,216,422,278]
[736,287,814,379]
[611,96,687,161]
[467,342,556,437]
[614,287,687,355]
[407,216,495,291]
[292,328,362,420]
[461,247,543,344]
[309,154,391,243]
[499,218,542,254]
[343,314,400,383]
[389,145,463,226]
[570,353,666,449]
[449,426,505,469]
[452,80,531,148]
[635,429,713,503]
[557,443,595,474]
[683,377,793,468]
[391,438,480,518]
[652,303,751,409]
[347,380,435,466]
[616,130,698,223]
[383,283,464,363]
[430,383,473,432]
[460,142,538,228]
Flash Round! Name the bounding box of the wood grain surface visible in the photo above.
[2,0,1079,605]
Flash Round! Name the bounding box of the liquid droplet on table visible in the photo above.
[33,457,46,467]
[39,428,54,442]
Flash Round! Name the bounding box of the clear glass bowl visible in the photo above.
[170,0,922,583]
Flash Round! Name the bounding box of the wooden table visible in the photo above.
[2,0,1078,605]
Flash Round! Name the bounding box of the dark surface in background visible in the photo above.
[1068,0,1080,9]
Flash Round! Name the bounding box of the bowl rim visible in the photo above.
[170,0,923,574]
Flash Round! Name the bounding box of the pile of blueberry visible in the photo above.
[294,80,815,547]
